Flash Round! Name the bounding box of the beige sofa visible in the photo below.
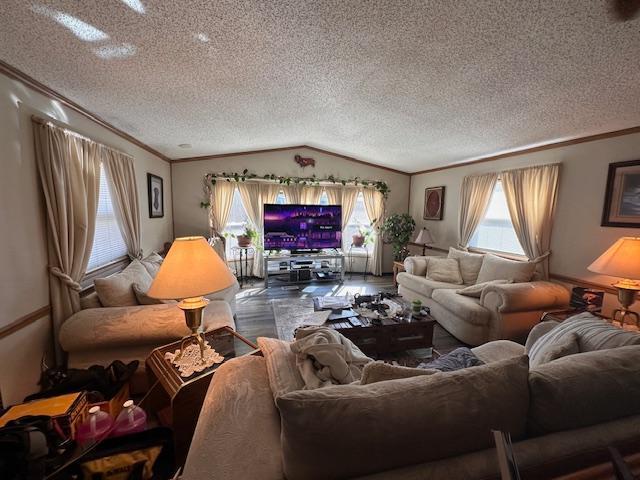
[183,314,640,480]
[397,251,569,345]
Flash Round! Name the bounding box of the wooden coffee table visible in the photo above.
[323,298,436,357]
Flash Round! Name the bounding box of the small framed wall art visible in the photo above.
[424,186,445,220]
[147,173,164,218]
[601,159,640,227]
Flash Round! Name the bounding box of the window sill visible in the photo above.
[467,247,528,262]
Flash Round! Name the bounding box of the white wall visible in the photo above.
[171,147,411,273]
[409,132,640,316]
[0,72,173,405]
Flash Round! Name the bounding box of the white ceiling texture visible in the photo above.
[1,0,639,172]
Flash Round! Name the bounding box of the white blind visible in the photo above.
[87,164,128,271]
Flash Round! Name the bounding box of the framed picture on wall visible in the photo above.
[601,159,640,227]
[147,173,164,218]
[424,186,445,220]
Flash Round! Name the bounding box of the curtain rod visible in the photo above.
[31,114,133,159]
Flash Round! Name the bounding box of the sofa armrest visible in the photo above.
[404,256,429,276]
[481,281,570,314]
[183,356,283,480]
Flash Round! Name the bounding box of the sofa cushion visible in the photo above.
[528,345,640,436]
[396,272,460,299]
[448,247,484,285]
[529,332,579,368]
[525,320,560,352]
[475,253,536,284]
[140,252,163,277]
[277,356,529,480]
[94,260,153,307]
[472,340,526,364]
[360,361,438,384]
[133,284,166,305]
[457,279,512,298]
[426,257,463,284]
[431,289,491,326]
[256,337,305,399]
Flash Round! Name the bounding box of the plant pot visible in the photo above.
[352,234,365,247]
[237,235,252,247]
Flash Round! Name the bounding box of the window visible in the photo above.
[469,180,525,256]
[223,188,253,259]
[319,190,329,206]
[344,192,372,250]
[87,165,128,271]
[275,190,286,205]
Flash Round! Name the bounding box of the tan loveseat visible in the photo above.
[397,251,569,345]
[183,314,640,480]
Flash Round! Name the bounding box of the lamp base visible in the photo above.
[612,283,640,327]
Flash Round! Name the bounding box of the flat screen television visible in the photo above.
[263,204,342,251]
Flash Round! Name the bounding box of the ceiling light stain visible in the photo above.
[120,0,145,14]
[31,5,109,42]
[194,32,210,43]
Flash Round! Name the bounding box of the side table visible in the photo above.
[540,308,607,323]
[347,243,369,280]
[143,327,259,466]
[230,246,255,287]
[393,261,405,287]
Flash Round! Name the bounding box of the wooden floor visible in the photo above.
[234,274,465,355]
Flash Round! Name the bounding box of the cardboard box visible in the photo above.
[89,383,130,418]
[0,391,88,439]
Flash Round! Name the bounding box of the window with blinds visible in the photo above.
[87,165,128,271]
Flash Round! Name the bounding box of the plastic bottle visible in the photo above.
[111,400,147,437]
[76,406,113,444]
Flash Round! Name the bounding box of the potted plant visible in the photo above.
[352,224,374,248]
[381,213,416,261]
[236,224,259,247]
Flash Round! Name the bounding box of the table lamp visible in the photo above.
[587,237,640,325]
[148,236,237,368]
[414,228,435,255]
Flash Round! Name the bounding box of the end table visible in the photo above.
[393,261,405,287]
[143,327,259,466]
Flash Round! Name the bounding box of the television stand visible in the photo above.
[263,251,345,288]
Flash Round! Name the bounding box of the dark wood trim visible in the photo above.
[0,305,51,340]
[550,273,618,295]
[0,60,170,163]
[408,242,448,253]
[410,125,640,176]
[172,144,411,176]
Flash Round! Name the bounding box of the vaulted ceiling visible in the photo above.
[1,1,639,172]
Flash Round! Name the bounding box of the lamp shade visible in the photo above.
[148,236,236,300]
[587,237,640,281]
[414,228,434,245]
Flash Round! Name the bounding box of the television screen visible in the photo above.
[264,204,342,250]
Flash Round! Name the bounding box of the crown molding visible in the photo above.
[0,60,170,163]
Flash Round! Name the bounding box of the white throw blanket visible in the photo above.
[290,326,372,389]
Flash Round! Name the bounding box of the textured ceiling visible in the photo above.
[1,1,639,172]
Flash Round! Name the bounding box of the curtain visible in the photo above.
[237,182,281,277]
[33,119,101,362]
[341,187,360,234]
[300,186,323,205]
[324,186,342,206]
[458,172,499,248]
[501,164,560,279]
[209,181,236,236]
[282,185,301,204]
[362,189,385,275]
[101,148,142,259]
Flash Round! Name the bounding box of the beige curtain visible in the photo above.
[237,182,280,277]
[324,186,342,205]
[101,148,141,259]
[458,172,499,248]
[33,119,101,362]
[341,187,360,247]
[362,189,385,275]
[300,186,323,205]
[282,184,301,204]
[501,164,561,279]
[209,180,236,236]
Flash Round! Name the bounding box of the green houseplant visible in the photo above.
[381,214,416,261]
[234,224,259,247]
[352,223,375,248]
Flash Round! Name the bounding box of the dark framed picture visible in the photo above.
[147,173,164,218]
[601,159,640,227]
[424,186,445,220]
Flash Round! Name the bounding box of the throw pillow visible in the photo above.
[529,332,580,368]
[277,355,530,480]
[525,320,560,353]
[426,257,463,284]
[475,253,536,284]
[133,283,166,305]
[140,252,164,278]
[257,337,305,400]
[456,279,512,298]
[94,260,153,307]
[447,247,484,285]
[360,361,439,385]
[418,347,485,371]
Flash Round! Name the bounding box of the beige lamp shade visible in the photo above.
[148,236,236,300]
[414,228,434,245]
[587,237,640,281]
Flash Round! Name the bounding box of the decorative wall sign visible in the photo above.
[147,173,164,218]
[294,154,315,168]
[424,186,445,220]
[601,159,640,227]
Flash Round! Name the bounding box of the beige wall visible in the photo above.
[0,72,173,405]
[409,132,640,316]
[171,147,410,273]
